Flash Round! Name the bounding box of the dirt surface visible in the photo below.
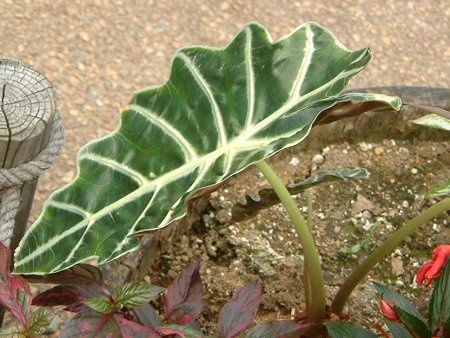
[149,138,449,335]
[1,0,449,336]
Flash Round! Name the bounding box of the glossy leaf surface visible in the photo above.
[15,22,401,274]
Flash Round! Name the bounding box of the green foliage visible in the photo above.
[411,113,450,131]
[429,261,450,334]
[14,22,400,275]
[114,282,164,308]
[324,322,378,338]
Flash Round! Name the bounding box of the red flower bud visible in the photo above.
[380,299,401,323]
[416,245,450,287]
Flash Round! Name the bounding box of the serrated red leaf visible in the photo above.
[154,324,205,337]
[60,311,159,338]
[32,284,110,313]
[133,304,162,329]
[115,314,161,338]
[165,259,203,325]
[218,280,262,338]
[0,242,31,328]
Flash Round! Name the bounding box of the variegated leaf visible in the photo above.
[14,22,401,274]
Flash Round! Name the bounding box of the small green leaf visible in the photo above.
[83,295,114,314]
[115,281,164,308]
[428,179,450,197]
[26,307,52,337]
[395,306,431,338]
[324,322,378,338]
[412,114,450,131]
[429,261,450,333]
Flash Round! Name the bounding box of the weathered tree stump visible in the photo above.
[0,57,56,253]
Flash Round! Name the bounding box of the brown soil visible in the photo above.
[148,137,449,336]
[2,1,449,336]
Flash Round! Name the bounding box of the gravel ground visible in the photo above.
[1,0,449,335]
[1,0,448,221]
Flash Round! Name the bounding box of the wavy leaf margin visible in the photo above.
[14,22,401,274]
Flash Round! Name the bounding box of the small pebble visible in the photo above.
[359,142,373,151]
[289,157,300,166]
[411,168,418,174]
[396,280,405,287]
[374,146,384,155]
[312,154,325,165]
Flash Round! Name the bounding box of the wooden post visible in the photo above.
[0,58,58,328]
[0,57,56,255]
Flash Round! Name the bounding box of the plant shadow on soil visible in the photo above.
[148,138,449,336]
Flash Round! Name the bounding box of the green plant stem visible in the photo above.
[306,190,313,231]
[331,197,450,314]
[256,161,326,321]
[304,189,313,311]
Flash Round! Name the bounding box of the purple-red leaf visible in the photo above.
[167,301,204,325]
[218,280,262,338]
[115,314,161,338]
[246,320,316,338]
[165,259,203,325]
[60,311,160,338]
[32,284,110,313]
[154,324,205,337]
[133,304,162,329]
[0,242,32,328]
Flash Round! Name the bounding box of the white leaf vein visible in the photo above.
[177,52,227,147]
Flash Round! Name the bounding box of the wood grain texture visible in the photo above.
[0,57,56,252]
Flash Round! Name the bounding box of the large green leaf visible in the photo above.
[14,22,401,274]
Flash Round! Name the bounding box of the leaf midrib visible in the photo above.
[15,24,368,269]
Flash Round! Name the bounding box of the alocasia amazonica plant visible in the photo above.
[2,21,449,336]
[14,22,401,275]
